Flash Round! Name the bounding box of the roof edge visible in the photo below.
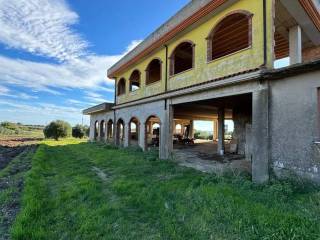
[299,0,320,32]
[82,102,114,115]
[107,0,228,78]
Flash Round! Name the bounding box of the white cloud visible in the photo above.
[0,0,143,125]
[0,85,9,94]
[125,40,143,53]
[0,55,119,93]
[0,0,88,62]
[0,99,87,125]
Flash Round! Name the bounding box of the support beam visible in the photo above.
[252,89,269,184]
[289,25,302,65]
[217,108,225,155]
[139,123,146,151]
[160,101,173,159]
[123,123,129,147]
[189,120,194,138]
[213,120,218,141]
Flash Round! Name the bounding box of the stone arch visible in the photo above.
[169,40,195,76]
[206,10,253,61]
[107,119,114,141]
[116,118,125,146]
[145,59,162,85]
[128,117,140,146]
[129,70,141,92]
[117,78,126,96]
[145,115,161,150]
[100,120,106,140]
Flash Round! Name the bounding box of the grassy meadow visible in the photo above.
[5,139,319,240]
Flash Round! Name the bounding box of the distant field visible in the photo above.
[6,139,320,240]
[0,123,44,146]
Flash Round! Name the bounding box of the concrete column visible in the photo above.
[139,122,146,151]
[123,123,129,147]
[289,25,302,65]
[160,101,173,159]
[188,120,194,138]
[213,120,218,141]
[217,108,225,155]
[252,89,269,184]
[89,117,95,141]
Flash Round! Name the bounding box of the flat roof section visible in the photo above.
[82,103,114,115]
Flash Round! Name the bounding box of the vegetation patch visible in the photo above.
[0,145,37,240]
[10,139,320,239]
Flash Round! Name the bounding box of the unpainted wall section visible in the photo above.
[89,111,114,141]
[270,70,320,183]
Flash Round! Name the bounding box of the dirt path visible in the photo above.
[0,139,38,240]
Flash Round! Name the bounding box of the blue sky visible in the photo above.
[0,0,189,126]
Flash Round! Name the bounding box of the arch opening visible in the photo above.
[146,59,161,85]
[170,42,194,75]
[116,119,125,146]
[117,78,126,96]
[129,70,141,92]
[145,116,161,151]
[107,119,113,141]
[129,117,139,146]
[100,120,106,140]
[207,12,252,61]
[94,121,99,140]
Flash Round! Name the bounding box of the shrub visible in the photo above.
[72,125,88,139]
[44,120,71,140]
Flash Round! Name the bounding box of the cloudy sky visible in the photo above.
[0,0,188,125]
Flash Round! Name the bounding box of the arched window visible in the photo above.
[117,78,126,96]
[146,59,161,85]
[129,70,141,91]
[207,11,253,61]
[170,41,195,75]
[107,119,113,140]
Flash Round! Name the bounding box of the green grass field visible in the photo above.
[6,139,320,239]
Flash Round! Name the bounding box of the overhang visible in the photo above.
[82,103,114,115]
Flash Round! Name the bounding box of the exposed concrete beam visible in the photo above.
[289,25,302,64]
[217,107,225,155]
[281,0,320,45]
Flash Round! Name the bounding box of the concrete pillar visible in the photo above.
[252,89,269,184]
[217,108,225,155]
[160,102,173,159]
[213,120,218,141]
[289,25,302,65]
[188,120,194,138]
[139,122,146,151]
[89,117,95,141]
[123,123,129,147]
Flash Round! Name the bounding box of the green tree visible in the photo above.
[44,120,71,140]
[72,125,88,139]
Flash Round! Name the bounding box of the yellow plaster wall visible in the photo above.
[115,0,273,104]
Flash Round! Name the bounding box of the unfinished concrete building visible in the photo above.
[83,0,320,184]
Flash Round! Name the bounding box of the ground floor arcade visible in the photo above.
[85,66,320,184]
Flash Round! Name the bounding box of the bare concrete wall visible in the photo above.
[89,112,114,141]
[270,70,320,183]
